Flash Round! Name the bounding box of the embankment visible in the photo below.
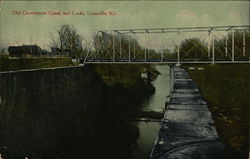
[184,64,249,159]
[0,64,156,159]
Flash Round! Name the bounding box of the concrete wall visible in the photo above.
[0,66,87,124]
[0,65,106,158]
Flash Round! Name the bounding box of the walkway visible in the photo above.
[150,66,224,159]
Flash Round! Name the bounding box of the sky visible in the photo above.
[0,1,249,50]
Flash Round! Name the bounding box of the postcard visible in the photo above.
[0,1,249,159]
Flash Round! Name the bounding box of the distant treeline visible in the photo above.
[5,24,249,61]
[91,30,250,61]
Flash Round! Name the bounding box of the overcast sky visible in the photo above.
[0,1,249,50]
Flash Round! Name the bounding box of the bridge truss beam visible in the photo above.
[83,25,250,64]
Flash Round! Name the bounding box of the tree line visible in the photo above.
[49,24,249,61]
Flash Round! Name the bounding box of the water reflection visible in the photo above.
[141,65,171,112]
[132,65,170,159]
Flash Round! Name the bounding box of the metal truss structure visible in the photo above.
[82,25,250,64]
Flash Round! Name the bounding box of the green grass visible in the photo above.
[184,64,249,159]
[0,56,75,72]
[95,64,159,87]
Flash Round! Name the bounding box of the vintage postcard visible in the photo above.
[0,1,249,159]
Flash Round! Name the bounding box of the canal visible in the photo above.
[132,65,171,159]
[0,64,171,159]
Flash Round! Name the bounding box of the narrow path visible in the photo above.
[150,66,224,159]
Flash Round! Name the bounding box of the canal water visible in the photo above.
[132,65,171,159]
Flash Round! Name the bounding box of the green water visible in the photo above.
[132,65,170,159]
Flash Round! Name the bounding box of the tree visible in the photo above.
[214,31,250,60]
[93,33,145,61]
[162,48,177,61]
[50,24,83,60]
[0,48,7,54]
[179,38,208,61]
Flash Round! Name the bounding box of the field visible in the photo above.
[184,64,249,159]
[0,56,75,72]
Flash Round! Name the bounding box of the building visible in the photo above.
[8,45,42,57]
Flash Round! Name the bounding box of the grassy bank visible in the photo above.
[94,64,159,113]
[95,64,159,87]
[183,64,249,159]
[0,56,75,72]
